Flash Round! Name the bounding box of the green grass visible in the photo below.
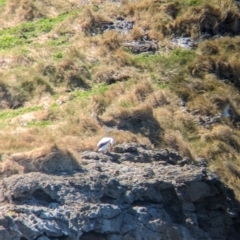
[71,84,109,100]
[0,106,45,129]
[174,0,205,6]
[169,49,196,64]
[150,73,170,89]
[0,0,6,7]
[119,100,136,108]
[54,52,64,59]
[49,35,69,46]
[0,106,43,120]
[0,11,76,49]
[27,120,52,128]
[0,34,26,49]
[133,49,196,70]
[186,0,205,6]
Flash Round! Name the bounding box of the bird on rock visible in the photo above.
[97,137,114,152]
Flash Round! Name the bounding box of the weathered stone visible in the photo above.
[85,17,134,35]
[0,227,12,240]
[0,143,239,239]
[36,236,51,240]
[122,34,158,54]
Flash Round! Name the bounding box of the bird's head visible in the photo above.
[110,138,114,145]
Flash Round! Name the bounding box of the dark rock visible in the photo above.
[82,143,186,165]
[171,37,197,49]
[123,34,158,53]
[0,144,239,239]
[99,18,134,34]
[86,17,134,35]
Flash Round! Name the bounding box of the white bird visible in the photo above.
[221,104,231,118]
[97,137,114,152]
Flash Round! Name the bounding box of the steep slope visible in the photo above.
[0,0,239,236]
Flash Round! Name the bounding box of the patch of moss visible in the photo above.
[49,35,69,46]
[0,106,43,120]
[0,12,73,49]
[133,49,196,70]
[71,84,109,100]
[27,120,52,128]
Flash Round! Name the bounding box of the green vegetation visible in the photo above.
[0,34,25,49]
[49,36,69,46]
[0,106,43,120]
[133,49,196,71]
[0,0,6,7]
[27,120,52,127]
[71,84,109,100]
[54,52,63,60]
[0,11,75,49]
[185,0,205,6]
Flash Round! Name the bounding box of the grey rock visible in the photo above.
[123,36,158,54]
[0,143,239,239]
[36,236,51,240]
[81,143,186,166]
[171,37,197,49]
[86,17,134,35]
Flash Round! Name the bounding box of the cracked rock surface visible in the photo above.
[0,143,239,240]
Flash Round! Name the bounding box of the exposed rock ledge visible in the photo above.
[0,143,239,240]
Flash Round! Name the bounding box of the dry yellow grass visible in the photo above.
[0,144,81,175]
[163,129,193,159]
[187,94,214,115]
[0,0,239,200]
[0,0,76,27]
[210,158,240,200]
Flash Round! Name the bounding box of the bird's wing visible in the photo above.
[222,104,230,117]
[97,138,111,148]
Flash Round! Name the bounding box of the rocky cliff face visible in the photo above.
[0,143,239,240]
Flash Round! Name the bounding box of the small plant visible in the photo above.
[27,120,52,128]
[49,36,68,46]
[0,34,25,49]
[54,52,63,59]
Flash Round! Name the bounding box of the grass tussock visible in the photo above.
[0,158,24,178]
[206,125,240,152]
[190,37,240,90]
[93,65,131,84]
[3,144,81,174]
[225,161,240,179]
[163,129,193,159]
[81,8,113,35]
[50,59,90,89]
[170,2,240,38]
[1,0,75,26]
[101,31,123,51]
[103,104,162,144]
[211,159,240,200]
[146,90,170,108]
[60,115,101,137]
